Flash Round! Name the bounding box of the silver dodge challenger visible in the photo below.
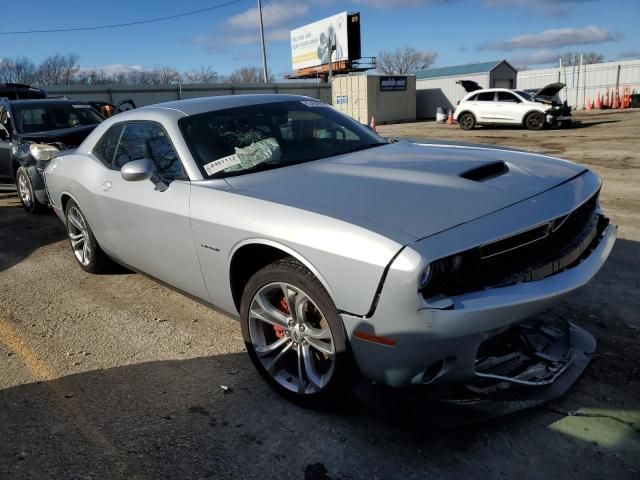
[44,95,617,405]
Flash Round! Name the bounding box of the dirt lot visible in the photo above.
[1,109,639,479]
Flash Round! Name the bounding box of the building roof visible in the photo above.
[414,60,512,80]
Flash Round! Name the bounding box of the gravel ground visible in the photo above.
[1,109,639,479]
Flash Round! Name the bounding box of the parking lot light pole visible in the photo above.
[257,0,269,83]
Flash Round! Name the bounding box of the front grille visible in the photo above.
[423,191,606,298]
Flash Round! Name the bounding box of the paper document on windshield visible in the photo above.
[203,154,242,176]
[225,138,282,172]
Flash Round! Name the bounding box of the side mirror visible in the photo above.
[121,159,168,192]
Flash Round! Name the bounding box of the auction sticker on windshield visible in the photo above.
[72,104,92,109]
[203,154,242,176]
[300,100,327,108]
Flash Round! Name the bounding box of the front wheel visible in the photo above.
[240,258,353,406]
[525,112,546,131]
[16,167,47,213]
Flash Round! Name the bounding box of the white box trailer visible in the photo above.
[331,74,416,124]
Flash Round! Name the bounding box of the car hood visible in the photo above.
[17,124,98,147]
[224,141,586,242]
[534,82,565,100]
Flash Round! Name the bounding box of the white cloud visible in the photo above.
[80,64,146,75]
[480,26,622,51]
[226,1,308,30]
[191,0,303,53]
[229,28,291,45]
[508,49,563,68]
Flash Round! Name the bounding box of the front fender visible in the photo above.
[228,238,336,302]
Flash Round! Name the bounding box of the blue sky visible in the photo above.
[1,0,639,77]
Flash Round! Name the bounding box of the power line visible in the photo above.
[0,0,247,35]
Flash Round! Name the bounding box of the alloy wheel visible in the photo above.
[248,282,336,395]
[67,206,92,266]
[18,173,32,208]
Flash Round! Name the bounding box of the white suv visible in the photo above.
[453,82,572,131]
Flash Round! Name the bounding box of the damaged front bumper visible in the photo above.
[342,222,616,390]
[353,317,596,429]
[545,106,572,126]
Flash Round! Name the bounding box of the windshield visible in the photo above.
[179,100,386,178]
[515,90,534,101]
[13,103,103,134]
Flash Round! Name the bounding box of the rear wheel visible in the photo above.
[525,112,545,131]
[240,258,353,406]
[458,112,475,130]
[16,167,46,213]
[64,199,110,273]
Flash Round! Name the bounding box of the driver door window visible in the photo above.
[496,92,520,103]
[112,122,186,181]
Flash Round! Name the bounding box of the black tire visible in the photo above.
[64,199,111,274]
[16,167,47,214]
[458,112,475,130]
[240,257,354,406]
[525,112,546,131]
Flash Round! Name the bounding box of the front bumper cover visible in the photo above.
[353,318,595,430]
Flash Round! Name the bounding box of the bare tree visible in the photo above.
[148,67,181,85]
[560,52,605,66]
[376,47,438,75]
[34,53,80,85]
[73,69,112,85]
[183,66,219,84]
[226,66,273,83]
[0,57,37,83]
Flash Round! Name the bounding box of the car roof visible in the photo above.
[142,94,315,116]
[5,99,90,106]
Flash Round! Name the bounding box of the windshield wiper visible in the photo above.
[343,143,387,154]
[211,161,285,179]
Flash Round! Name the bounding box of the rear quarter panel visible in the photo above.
[45,152,111,251]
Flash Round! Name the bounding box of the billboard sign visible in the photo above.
[380,76,408,91]
[291,12,349,70]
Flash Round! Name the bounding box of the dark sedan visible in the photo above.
[0,99,103,212]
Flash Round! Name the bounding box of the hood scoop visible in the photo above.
[460,161,509,182]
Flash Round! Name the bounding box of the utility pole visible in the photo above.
[257,0,269,83]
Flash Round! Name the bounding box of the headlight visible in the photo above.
[29,143,59,161]
[419,264,432,290]
[420,253,472,297]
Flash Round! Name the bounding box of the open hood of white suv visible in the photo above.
[533,83,565,101]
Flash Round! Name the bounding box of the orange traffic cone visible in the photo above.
[595,93,601,109]
[604,88,610,108]
[585,97,592,111]
[613,90,620,109]
[624,87,630,108]
[370,116,377,132]
[446,109,454,125]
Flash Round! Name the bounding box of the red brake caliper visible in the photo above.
[273,296,289,338]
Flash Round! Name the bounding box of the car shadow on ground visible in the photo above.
[0,348,637,480]
[0,193,129,275]
[0,194,65,273]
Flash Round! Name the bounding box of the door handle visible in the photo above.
[101,181,112,192]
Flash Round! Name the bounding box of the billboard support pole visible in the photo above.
[328,38,333,81]
[257,0,269,83]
